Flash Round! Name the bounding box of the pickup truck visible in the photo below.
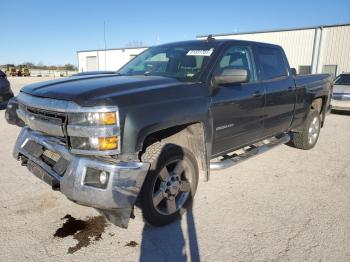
[7,39,332,228]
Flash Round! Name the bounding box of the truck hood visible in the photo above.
[20,74,186,106]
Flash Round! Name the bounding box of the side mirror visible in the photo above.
[291,68,297,76]
[214,68,249,87]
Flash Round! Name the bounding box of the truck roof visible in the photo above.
[160,38,283,50]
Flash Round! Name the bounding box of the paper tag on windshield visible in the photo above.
[187,48,214,56]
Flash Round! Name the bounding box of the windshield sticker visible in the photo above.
[187,48,214,56]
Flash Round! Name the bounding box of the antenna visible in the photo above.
[103,21,107,70]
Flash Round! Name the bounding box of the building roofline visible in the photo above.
[77,46,149,53]
[196,22,350,38]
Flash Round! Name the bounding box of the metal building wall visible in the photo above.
[198,29,316,73]
[320,24,350,75]
[197,24,350,76]
[77,47,147,72]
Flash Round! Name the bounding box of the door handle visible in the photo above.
[252,91,263,97]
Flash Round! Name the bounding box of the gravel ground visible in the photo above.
[0,77,349,262]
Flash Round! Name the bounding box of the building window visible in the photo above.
[322,65,338,78]
[298,65,311,75]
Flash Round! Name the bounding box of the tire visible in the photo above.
[140,142,199,227]
[289,109,321,150]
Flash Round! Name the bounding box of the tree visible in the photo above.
[64,64,77,71]
[23,62,35,68]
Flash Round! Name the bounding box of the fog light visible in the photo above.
[98,136,118,151]
[99,171,108,185]
[84,168,110,189]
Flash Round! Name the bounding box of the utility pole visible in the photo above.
[104,21,107,70]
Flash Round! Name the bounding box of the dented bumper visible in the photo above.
[13,127,150,228]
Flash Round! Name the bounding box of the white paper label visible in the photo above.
[186,48,214,56]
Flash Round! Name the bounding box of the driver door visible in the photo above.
[211,44,265,157]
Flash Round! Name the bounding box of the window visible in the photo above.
[322,65,337,79]
[256,46,288,80]
[299,65,311,75]
[216,46,256,82]
[334,74,350,85]
[118,42,218,82]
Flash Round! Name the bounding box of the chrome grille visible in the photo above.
[17,104,68,142]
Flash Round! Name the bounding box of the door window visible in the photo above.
[256,47,288,80]
[216,46,256,82]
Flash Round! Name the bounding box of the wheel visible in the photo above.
[140,142,198,226]
[289,109,321,150]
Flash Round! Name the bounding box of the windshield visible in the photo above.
[118,42,218,82]
[334,74,350,85]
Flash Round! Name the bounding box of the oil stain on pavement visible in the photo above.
[54,214,108,254]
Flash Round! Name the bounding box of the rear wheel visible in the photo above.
[140,142,198,226]
[289,109,321,150]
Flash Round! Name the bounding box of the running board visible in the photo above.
[210,134,290,171]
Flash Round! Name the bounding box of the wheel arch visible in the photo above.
[311,95,328,127]
[139,122,210,182]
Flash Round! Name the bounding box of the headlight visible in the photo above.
[70,136,119,151]
[67,108,120,155]
[69,112,117,125]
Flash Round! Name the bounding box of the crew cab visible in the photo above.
[7,39,332,228]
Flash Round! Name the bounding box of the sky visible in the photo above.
[1,0,349,66]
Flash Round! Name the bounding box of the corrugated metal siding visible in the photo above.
[321,25,350,75]
[203,29,316,71]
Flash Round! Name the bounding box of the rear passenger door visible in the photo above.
[255,46,296,137]
[211,44,265,156]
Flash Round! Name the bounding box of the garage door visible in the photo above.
[86,56,98,71]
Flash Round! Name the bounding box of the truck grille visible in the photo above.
[21,105,67,124]
[18,104,69,144]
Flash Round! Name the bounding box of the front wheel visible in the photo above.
[289,109,321,150]
[140,142,198,227]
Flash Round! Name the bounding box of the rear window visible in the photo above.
[256,46,288,80]
[334,74,350,85]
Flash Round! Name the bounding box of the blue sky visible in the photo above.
[1,0,349,66]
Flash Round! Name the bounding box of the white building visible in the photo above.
[197,23,350,77]
[77,23,350,77]
[77,47,147,72]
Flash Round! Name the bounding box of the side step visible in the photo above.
[210,133,290,171]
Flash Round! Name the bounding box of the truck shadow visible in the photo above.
[139,203,200,262]
[331,110,350,116]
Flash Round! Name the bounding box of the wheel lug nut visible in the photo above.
[167,182,171,186]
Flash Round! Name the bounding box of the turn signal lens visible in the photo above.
[99,112,116,125]
[98,136,118,150]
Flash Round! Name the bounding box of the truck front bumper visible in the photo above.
[13,127,150,228]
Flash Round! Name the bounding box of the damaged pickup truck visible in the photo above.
[7,39,332,228]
